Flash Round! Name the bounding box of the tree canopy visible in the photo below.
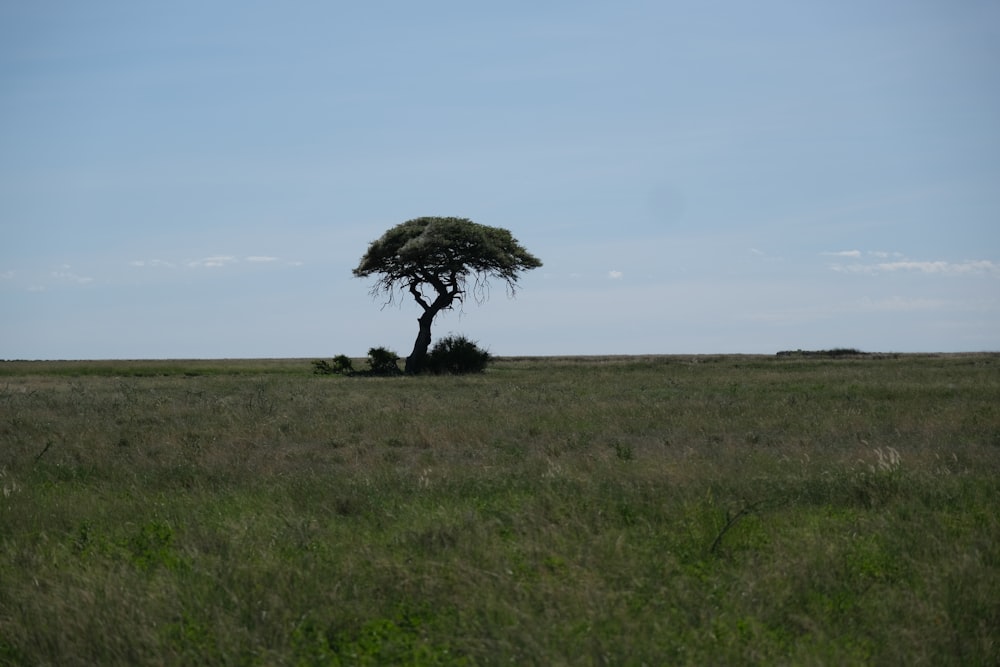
[353,217,542,373]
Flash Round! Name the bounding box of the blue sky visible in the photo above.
[2,1,998,359]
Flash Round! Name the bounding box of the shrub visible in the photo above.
[312,360,333,374]
[313,350,402,377]
[367,347,402,376]
[425,335,491,374]
[312,355,355,375]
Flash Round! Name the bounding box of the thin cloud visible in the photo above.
[828,263,869,274]
[608,270,623,280]
[832,259,999,276]
[132,255,297,270]
[749,248,785,262]
[51,270,93,284]
[188,256,238,269]
[130,259,175,268]
[879,260,998,275]
[858,296,946,312]
[0,270,13,280]
[823,250,903,260]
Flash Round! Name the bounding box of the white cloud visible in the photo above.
[246,256,279,263]
[608,270,623,280]
[823,250,862,258]
[188,256,237,268]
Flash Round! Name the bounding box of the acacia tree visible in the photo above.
[353,216,542,374]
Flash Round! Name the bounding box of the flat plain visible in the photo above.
[1,354,998,665]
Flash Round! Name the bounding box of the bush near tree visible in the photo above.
[425,335,492,374]
[314,338,489,376]
[312,355,355,375]
[312,348,400,376]
[366,347,402,376]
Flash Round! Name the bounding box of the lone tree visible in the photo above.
[353,216,542,374]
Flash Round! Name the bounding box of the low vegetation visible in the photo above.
[1,353,998,664]
[315,336,491,376]
[313,347,402,377]
[776,347,871,358]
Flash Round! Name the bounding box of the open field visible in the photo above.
[1,354,998,665]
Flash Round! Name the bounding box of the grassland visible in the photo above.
[1,354,998,665]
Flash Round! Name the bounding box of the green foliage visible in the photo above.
[424,335,492,374]
[162,613,223,663]
[125,520,187,571]
[290,613,466,666]
[353,217,542,302]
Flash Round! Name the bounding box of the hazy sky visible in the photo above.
[2,1,998,359]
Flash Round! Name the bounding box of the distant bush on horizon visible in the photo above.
[777,348,870,358]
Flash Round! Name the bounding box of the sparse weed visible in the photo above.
[611,439,633,461]
[848,445,904,508]
[0,466,20,498]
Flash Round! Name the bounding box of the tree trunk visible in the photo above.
[405,310,435,374]
[404,279,456,375]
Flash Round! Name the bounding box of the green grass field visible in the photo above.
[1,354,998,665]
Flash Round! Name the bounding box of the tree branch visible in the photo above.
[408,280,431,311]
